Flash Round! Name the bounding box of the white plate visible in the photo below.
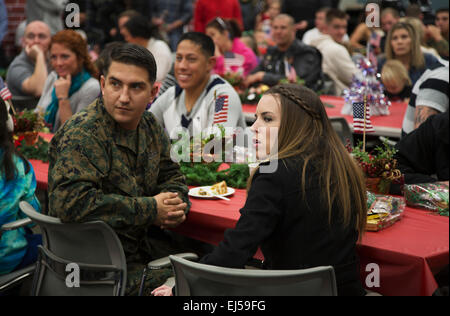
[188,186,235,199]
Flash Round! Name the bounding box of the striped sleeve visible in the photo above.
[402,66,449,135]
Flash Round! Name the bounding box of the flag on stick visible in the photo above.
[353,101,375,134]
[0,77,12,101]
[0,77,16,115]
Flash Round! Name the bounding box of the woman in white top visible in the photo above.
[121,15,173,83]
[35,30,100,132]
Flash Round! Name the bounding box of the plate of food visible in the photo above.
[188,181,235,199]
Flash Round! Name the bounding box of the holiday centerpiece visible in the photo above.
[172,124,252,189]
[13,110,51,162]
[347,139,402,194]
[341,57,391,117]
[13,109,49,145]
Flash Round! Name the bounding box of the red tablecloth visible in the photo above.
[174,188,449,296]
[243,95,408,138]
[29,133,53,190]
[30,133,449,296]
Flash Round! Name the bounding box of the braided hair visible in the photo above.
[270,85,322,121]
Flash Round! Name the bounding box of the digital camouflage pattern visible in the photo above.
[48,98,191,295]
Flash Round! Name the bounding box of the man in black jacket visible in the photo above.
[391,110,449,195]
[244,14,324,92]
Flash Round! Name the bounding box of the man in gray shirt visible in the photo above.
[26,0,67,35]
[6,21,51,98]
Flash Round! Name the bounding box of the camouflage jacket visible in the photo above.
[48,98,190,257]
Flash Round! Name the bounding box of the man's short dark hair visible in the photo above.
[177,32,215,58]
[406,4,422,19]
[123,15,159,40]
[103,43,157,84]
[436,8,449,15]
[326,8,348,24]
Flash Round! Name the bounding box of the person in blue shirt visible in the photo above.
[0,98,42,275]
[150,0,193,51]
[0,0,7,44]
[0,0,8,69]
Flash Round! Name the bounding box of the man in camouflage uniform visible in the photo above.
[48,44,191,295]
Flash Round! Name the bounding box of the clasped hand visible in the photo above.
[154,192,187,229]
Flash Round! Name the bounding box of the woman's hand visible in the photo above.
[151,285,173,296]
[55,74,71,99]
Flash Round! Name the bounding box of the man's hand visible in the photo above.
[152,17,164,27]
[154,192,187,229]
[426,25,443,42]
[55,74,72,100]
[244,71,265,87]
[167,20,183,33]
[295,20,308,31]
[25,44,44,61]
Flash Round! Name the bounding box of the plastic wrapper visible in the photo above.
[366,192,405,231]
[403,182,449,216]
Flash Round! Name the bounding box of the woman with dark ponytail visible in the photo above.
[0,98,42,275]
[206,17,259,77]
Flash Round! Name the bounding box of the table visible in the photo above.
[174,188,449,296]
[243,95,408,138]
[30,134,448,296]
[29,133,53,190]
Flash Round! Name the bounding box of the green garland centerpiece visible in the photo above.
[174,125,251,189]
[347,139,402,194]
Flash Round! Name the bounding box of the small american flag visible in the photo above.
[223,52,245,74]
[0,78,12,101]
[213,94,229,125]
[353,102,375,133]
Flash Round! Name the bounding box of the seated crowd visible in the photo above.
[0,0,449,297]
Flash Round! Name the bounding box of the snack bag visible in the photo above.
[366,193,406,231]
[404,182,449,216]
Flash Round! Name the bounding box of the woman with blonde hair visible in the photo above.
[378,22,443,86]
[35,29,100,132]
[153,84,368,296]
[381,59,412,102]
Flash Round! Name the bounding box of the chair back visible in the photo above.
[330,117,353,147]
[11,96,40,111]
[169,255,338,296]
[19,201,127,296]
